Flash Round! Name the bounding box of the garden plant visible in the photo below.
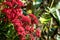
[0,0,60,40]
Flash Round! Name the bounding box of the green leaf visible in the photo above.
[56,2,60,9]
[0,0,4,3]
[39,17,51,24]
[33,0,42,8]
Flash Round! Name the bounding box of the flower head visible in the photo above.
[29,14,38,25]
[21,16,31,25]
[36,28,41,37]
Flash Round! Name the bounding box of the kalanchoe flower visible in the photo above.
[17,28,25,36]
[30,34,35,40]
[2,0,41,40]
[2,8,11,14]
[29,14,38,25]
[30,27,34,33]
[15,0,24,7]
[15,8,23,17]
[3,2,13,7]
[36,28,41,37]
[2,8,23,21]
[12,19,22,27]
[19,36,26,40]
[12,19,26,37]
[25,25,31,31]
[21,16,31,25]
[4,0,24,8]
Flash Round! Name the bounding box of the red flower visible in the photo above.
[21,16,31,25]
[29,14,38,25]
[2,8,23,21]
[3,0,24,8]
[25,25,31,31]
[12,19,26,36]
[2,0,41,40]
[19,36,26,40]
[30,27,34,32]
[15,8,23,17]
[36,28,41,37]
[17,29,26,36]
[30,34,35,40]
[17,26,24,32]
[21,37,26,40]
[16,0,24,7]
[3,2,13,7]
[2,8,11,14]
[12,19,22,27]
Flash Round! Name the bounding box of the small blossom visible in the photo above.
[36,28,41,37]
[21,16,31,25]
[29,14,38,25]
[12,19,22,27]
[30,34,35,40]
[30,27,34,32]
[25,25,31,31]
[3,2,13,7]
[19,36,26,40]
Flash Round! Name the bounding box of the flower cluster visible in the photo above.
[3,0,24,8]
[2,0,41,40]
